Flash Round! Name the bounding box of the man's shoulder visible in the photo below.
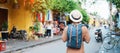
[82,26,88,30]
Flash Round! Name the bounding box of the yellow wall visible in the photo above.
[10,0,33,33]
[0,0,33,33]
[0,1,12,32]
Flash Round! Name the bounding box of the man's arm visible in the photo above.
[62,26,68,42]
[82,26,90,43]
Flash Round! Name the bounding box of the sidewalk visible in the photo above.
[1,36,61,53]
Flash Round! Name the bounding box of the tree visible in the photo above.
[107,0,120,31]
[80,9,90,24]
[32,0,47,12]
[45,0,90,23]
[108,0,120,8]
[75,2,90,24]
[45,0,77,13]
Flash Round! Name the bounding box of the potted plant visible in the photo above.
[32,19,40,33]
[33,22,40,33]
[1,22,8,40]
[2,22,8,31]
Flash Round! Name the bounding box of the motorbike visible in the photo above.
[9,30,27,40]
[17,30,27,40]
[95,29,103,42]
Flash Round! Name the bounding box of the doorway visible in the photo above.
[0,8,8,31]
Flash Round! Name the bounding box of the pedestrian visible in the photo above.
[62,9,90,53]
[45,20,53,38]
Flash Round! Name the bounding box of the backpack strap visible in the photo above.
[76,25,78,46]
[69,24,79,47]
[77,24,83,47]
[69,25,72,43]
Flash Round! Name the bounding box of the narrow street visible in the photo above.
[0,0,119,53]
[13,27,108,53]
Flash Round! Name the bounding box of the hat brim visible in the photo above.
[69,11,83,22]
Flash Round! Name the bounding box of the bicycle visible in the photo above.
[103,31,120,50]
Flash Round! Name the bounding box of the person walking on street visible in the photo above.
[45,21,53,38]
[62,9,90,53]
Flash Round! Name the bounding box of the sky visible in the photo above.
[81,0,111,19]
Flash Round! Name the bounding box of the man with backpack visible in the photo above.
[62,9,90,53]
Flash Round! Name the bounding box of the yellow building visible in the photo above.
[0,0,44,39]
[89,15,100,27]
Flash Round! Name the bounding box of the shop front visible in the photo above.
[0,0,43,40]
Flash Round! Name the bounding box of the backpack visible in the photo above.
[67,24,83,49]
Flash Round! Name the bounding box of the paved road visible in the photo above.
[13,27,106,53]
[13,40,66,53]
[13,40,101,53]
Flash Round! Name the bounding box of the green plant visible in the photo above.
[33,22,40,32]
[32,0,47,12]
[2,22,8,31]
[75,8,90,24]
[33,19,40,32]
[107,0,120,8]
[45,0,77,13]
[29,26,34,31]
[29,23,40,33]
[81,9,90,24]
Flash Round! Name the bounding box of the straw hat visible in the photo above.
[69,10,83,22]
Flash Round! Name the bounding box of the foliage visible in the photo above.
[31,0,47,12]
[33,23,40,32]
[107,0,120,8]
[80,9,90,24]
[29,19,40,32]
[75,3,90,24]
[29,26,34,31]
[112,15,116,22]
[108,0,120,31]
[2,22,8,31]
[31,0,89,24]
[45,0,77,13]
[29,20,40,33]
[33,19,40,32]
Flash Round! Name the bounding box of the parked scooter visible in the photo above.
[17,30,27,40]
[95,29,103,42]
[9,26,18,39]
[9,29,27,40]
